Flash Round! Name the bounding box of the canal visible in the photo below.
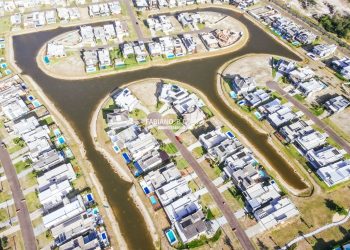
[13,7,305,250]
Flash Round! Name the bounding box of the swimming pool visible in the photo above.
[54,128,61,136]
[150,196,157,205]
[32,99,41,107]
[0,63,7,69]
[57,136,66,145]
[226,131,235,139]
[165,229,177,245]
[230,91,237,99]
[254,111,262,120]
[43,56,50,64]
[122,153,131,164]
[86,193,94,202]
[101,232,107,240]
[27,95,34,101]
[113,145,120,152]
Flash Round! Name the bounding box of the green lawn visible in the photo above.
[40,116,54,126]
[192,146,206,159]
[20,172,37,190]
[310,105,325,116]
[8,144,24,154]
[294,94,305,102]
[174,156,189,170]
[160,143,178,154]
[129,109,147,120]
[201,106,214,118]
[14,160,31,174]
[0,208,9,223]
[149,127,167,141]
[25,192,41,213]
[0,190,11,204]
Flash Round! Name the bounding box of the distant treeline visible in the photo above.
[318,14,350,39]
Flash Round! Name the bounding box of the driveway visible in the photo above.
[0,140,36,250]
[148,112,254,250]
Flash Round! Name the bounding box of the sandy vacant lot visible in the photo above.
[223,54,276,87]
[128,80,159,111]
[46,51,85,77]
[329,108,350,138]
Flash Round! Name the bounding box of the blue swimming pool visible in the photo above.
[226,131,235,139]
[150,196,157,205]
[101,232,107,240]
[254,111,262,120]
[113,145,119,152]
[57,136,66,145]
[27,95,34,101]
[230,91,237,99]
[86,193,94,202]
[122,153,131,164]
[54,128,61,136]
[0,63,7,69]
[32,100,41,107]
[43,56,50,64]
[144,187,150,194]
[165,229,177,245]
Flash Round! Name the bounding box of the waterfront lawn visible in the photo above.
[25,192,41,213]
[192,146,206,159]
[201,106,214,118]
[40,116,54,126]
[160,143,178,154]
[173,156,189,170]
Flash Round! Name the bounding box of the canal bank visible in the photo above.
[11,6,304,249]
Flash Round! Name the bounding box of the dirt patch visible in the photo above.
[329,108,350,138]
[129,80,159,111]
[222,54,274,87]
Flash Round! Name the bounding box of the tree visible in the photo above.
[325,199,347,215]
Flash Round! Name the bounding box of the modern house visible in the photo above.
[156,178,191,206]
[126,132,159,159]
[208,138,243,163]
[306,145,345,169]
[134,150,168,174]
[294,129,327,152]
[112,88,139,111]
[231,75,256,95]
[199,129,227,149]
[164,194,200,223]
[254,197,299,230]
[267,106,297,129]
[143,162,181,190]
[274,59,296,75]
[243,89,270,108]
[331,57,350,80]
[288,67,315,84]
[316,160,350,187]
[279,120,312,143]
[174,210,208,243]
[311,44,337,58]
[324,95,350,114]
[42,196,85,228]
[33,149,64,171]
[243,182,281,212]
[106,109,133,130]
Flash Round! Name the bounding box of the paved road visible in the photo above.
[266,81,350,155]
[121,0,145,41]
[0,141,36,250]
[148,112,254,250]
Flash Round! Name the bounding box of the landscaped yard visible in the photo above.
[222,187,244,211]
[25,192,41,213]
[0,208,9,223]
